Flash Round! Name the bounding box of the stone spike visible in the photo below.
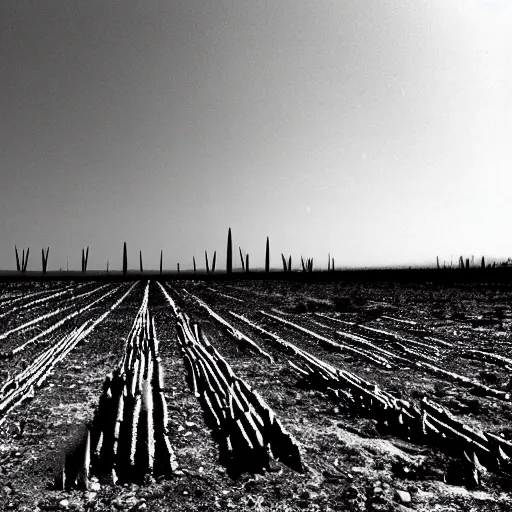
[130,396,142,468]
[76,428,91,490]
[142,378,155,472]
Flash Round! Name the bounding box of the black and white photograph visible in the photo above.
[0,1,511,510]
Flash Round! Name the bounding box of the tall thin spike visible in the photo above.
[265,237,270,273]
[123,242,128,275]
[160,250,163,275]
[281,253,287,272]
[226,228,232,274]
[212,251,216,273]
[288,255,291,272]
[193,256,196,273]
[246,253,249,273]
[14,245,20,272]
[140,250,143,272]
[205,251,210,274]
[239,247,245,270]
[23,248,29,272]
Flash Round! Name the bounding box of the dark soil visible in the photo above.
[0,279,510,511]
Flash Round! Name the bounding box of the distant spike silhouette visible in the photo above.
[14,245,21,272]
[226,228,232,273]
[123,243,128,275]
[265,237,270,273]
[239,247,245,271]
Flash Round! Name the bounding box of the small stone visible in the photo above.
[89,482,101,491]
[395,489,411,503]
[395,506,416,512]
[138,504,147,510]
[351,466,364,473]
[59,499,70,509]
[183,491,189,495]
[3,486,12,495]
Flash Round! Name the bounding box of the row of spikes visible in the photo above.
[291,357,511,485]
[0,324,90,421]
[227,308,512,484]
[56,300,177,490]
[176,316,303,478]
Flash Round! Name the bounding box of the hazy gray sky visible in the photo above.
[1,1,510,270]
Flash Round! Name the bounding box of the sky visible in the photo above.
[0,0,511,271]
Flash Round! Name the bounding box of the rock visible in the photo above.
[395,490,411,503]
[59,499,70,509]
[89,482,101,491]
[112,498,126,510]
[393,505,416,512]
[244,479,256,492]
[3,486,13,495]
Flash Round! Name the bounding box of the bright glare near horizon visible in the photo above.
[0,1,510,271]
